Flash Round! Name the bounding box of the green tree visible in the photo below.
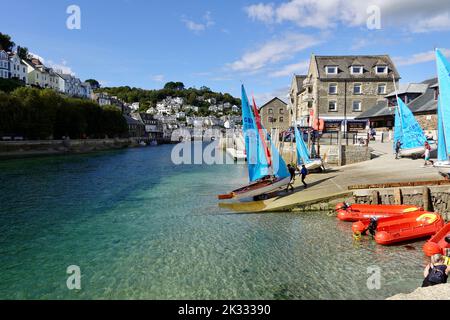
[85,79,101,90]
[17,46,30,60]
[0,32,15,51]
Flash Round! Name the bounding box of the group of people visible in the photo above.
[286,164,308,192]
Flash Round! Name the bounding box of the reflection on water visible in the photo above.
[0,146,428,299]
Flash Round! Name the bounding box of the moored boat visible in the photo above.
[218,176,291,200]
[392,79,429,158]
[218,86,291,201]
[352,211,445,245]
[294,127,324,171]
[423,223,450,256]
[335,202,423,222]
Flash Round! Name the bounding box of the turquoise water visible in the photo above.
[0,145,428,300]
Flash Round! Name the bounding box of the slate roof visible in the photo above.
[355,100,392,119]
[384,83,429,98]
[124,115,144,125]
[356,79,439,119]
[295,75,307,92]
[314,55,400,80]
[259,97,288,110]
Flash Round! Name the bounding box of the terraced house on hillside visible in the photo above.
[290,54,400,132]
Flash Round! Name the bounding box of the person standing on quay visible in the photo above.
[301,165,308,189]
[424,141,434,166]
[395,140,402,160]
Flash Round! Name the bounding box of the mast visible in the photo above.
[436,48,449,162]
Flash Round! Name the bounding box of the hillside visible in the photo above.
[96,82,241,117]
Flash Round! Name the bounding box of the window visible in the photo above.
[329,101,337,112]
[279,117,284,122]
[279,108,284,114]
[378,84,386,95]
[353,83,362,95]
[351,66,363,74]
[352,101,362,112]
[326,66,338,74]
[376,65,388,74]
[329,83,337,94]
[268,108,273,114]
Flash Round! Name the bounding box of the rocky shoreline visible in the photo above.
[388,284,450,300]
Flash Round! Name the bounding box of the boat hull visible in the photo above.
[399,144,436,157]
[423,223,450,256]
[304,159,323,171]
[218,177,291,200]
[336,203,423,222]
[352,211,444,245]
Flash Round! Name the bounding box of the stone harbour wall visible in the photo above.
[0,138,141,160]
[353,186,450,220]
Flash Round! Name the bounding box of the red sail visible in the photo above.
[252,96,272,167]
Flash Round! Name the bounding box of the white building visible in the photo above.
[8,53,27,83]
[0,50,9,79]
[23,58,50,88]
[176,112,186,119]
[130,102,140,112]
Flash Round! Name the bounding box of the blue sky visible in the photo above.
[1,0,450,104]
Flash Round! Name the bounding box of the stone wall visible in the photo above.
[416,113,437,132]
[317,80,396,118]
[322,145,371,165]
[353,186,450,220]
[0,138,140,159]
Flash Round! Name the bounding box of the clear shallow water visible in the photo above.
[0,145,428,299]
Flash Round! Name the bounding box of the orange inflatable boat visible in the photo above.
[352,211,445,245]
[335,202,423,222]
[423,223,450,257]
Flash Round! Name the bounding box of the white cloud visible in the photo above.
[150,74,165,82]
[182,11,215,33]
[245,3,275,23]
[394,49,450,66]
[245,0,450,33]
[253,86,290,106]
[30,53,75,75]
[47,60,75,75]
[227,33,321,73]
[269,60,309,78]
[411,12,450,33]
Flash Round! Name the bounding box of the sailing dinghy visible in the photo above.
[294,126,323,171]
[218,86,291,200]
[393,88,432,157]
[433,49,450,172]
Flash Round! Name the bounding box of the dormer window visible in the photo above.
[375,65,388,74]
[351,66,363,74]
[326,66,338,75]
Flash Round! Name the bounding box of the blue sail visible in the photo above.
[294,127,311,164]
[241,85,270,182]
[437,98,447,161]
[394,97,427,150]
[393,102,403,152]
[436,49,450,160]
[266,130,290,179]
